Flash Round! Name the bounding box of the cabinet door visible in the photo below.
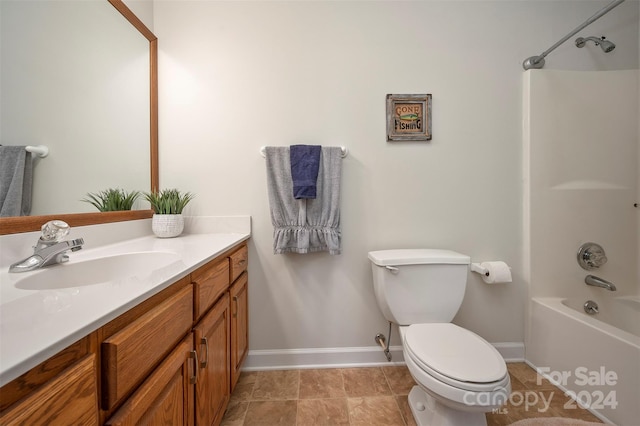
[193,292,230,426]
[230,272,248,391]
[105,335,196,426]
[0,354,99,426]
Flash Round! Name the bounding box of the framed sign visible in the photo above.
[386,94,432,141]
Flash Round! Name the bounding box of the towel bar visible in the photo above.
[260,146,348,158]
[25,145,49,158]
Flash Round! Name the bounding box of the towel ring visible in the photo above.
[260,146,348,158]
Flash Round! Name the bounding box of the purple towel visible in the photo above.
[290,144,321,199]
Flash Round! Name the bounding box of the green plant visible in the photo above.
[82,188,140,212]
[144,189,194,214]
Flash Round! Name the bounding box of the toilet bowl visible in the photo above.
[368,249,511,426]
[400,324,510,426]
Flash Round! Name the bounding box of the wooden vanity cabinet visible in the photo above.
[0,240,249,426]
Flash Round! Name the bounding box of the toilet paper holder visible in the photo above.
[470,263,490,276]
[470,261,513,284]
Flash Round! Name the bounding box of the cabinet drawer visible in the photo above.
[102,285,193,409]
[193,258,229,320]
[229,244,248,283]
[0,334,94,412]
[0,354,99,426]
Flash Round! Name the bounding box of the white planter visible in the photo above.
[152,214,184,238]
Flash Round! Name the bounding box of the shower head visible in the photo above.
[575,36,616,53]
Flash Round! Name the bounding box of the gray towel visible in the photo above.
[0,145,33,217]
[265,146,342,255]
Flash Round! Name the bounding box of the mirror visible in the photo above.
[0,0,158,235]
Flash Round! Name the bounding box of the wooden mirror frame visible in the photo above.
[0,0,158,236]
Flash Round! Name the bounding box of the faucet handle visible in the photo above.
[577,242,607,270]
[40,220,70,242]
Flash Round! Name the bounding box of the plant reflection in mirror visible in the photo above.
[81,188,141,212]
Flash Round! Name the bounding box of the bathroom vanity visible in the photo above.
[0,224,249,426]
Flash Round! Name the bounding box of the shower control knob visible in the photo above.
[577,243,607,270]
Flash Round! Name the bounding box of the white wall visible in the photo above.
[154,0,639,365]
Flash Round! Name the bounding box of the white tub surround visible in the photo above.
[523,70,639,426]
[0,216,250,386]
[528,297,640,426]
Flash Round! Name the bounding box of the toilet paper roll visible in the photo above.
[480,261,512,284]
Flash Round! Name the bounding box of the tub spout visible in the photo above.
[585,275,616,291]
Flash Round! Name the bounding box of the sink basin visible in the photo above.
[14,252,181,290]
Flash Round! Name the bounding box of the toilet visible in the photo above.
[368,249,510,426]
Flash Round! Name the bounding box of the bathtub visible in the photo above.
[527,296,640,426]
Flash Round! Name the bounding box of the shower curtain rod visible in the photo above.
[522,0,625,70]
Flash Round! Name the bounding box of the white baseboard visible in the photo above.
[494,342,525,362]
[243,342,525,371]
[243,346,406,371]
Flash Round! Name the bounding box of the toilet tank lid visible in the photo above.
[368,249,470,266]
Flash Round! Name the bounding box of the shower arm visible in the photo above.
[522,0,625,70]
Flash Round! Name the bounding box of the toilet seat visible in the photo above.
[403,323,507,392]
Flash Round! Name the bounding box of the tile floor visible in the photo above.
[221,362,603,425]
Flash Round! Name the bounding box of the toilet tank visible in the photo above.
[368,249,470,326]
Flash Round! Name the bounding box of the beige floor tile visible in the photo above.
[341,367,392,397]
[221,363,601,425]
[485,410,516,426]
[221,400,249,426]
[506,398,559,421]
[507,362,556,390]
[237,371,258,386]
[252,370,300,400]
[299,369,346,399]
[395,395,417,426]
[382,365,416,396]
[547,391,603,422]
[509,372,528,391]
[296,398,350,425]
[244,400,298,425]
[347,396,405,426]
[231,381,257,402]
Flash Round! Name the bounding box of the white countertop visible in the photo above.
[0,224,250,386]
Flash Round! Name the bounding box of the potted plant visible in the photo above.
[81,188,141,212]
[144,189,195,238]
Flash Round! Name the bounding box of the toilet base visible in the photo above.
[408,386,488,426]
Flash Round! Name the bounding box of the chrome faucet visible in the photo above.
[585,274,616,291]
[9,220,84,273]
